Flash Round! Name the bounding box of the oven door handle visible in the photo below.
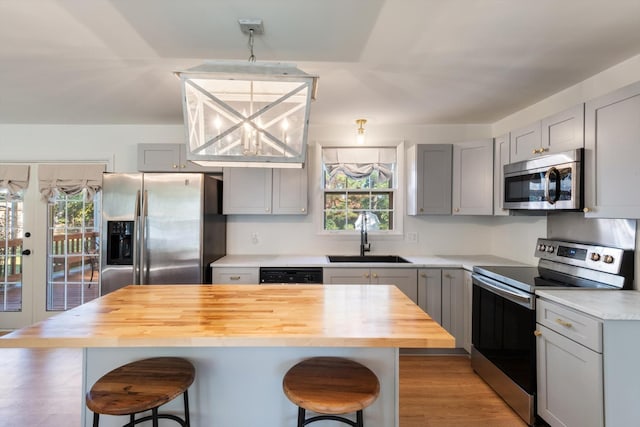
[472,274,535,309]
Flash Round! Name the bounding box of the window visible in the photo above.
[322,146,400,232]
[47,190,101,311]
[0,190,24,312]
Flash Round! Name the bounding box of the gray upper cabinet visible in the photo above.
[452,139,494,215]
[541,104,584,154]
[510,122,542,163]
[510,104,584,163]
[406,144,452,215]
[493,134,510,216]
[137,143,223,172]
[584,81,640,218]
[223,167,308,215]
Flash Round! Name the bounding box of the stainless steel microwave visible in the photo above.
[503,148,583,210]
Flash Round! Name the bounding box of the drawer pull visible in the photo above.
[534,330,542,337]
[555,318,573,328]
[230,276,241,280]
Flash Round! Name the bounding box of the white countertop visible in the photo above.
[537,290,640,320]
[211,254,529,271]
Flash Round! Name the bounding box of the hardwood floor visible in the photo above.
[400,355,526,427]
[0,349,525,426]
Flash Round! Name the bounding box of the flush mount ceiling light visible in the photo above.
[175,19,318,168]
[355,119,367,144]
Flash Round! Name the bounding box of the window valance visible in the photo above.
[38,164,106,201]
[322,147,396,183]
[0,164,30,195]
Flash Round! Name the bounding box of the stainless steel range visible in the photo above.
[471,238,634,426]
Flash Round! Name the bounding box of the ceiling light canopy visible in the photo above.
[175,19,318,168]
[356,119,367,145]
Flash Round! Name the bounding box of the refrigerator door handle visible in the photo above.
[139,189,148,285]
[133,190,141,285]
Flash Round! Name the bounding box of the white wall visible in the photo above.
[493,53,640,135]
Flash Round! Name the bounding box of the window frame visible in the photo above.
[316,141,405,237]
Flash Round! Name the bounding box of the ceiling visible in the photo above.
[2,0,640,127]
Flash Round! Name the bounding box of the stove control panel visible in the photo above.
[535,238,625,274]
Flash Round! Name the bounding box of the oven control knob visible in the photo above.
[546,246,555,253]
[603,255,614,264]
[537,244,546,252]
[590,253,601,262]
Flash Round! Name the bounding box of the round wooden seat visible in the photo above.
[86,357,195,426]
[283,357,380,427]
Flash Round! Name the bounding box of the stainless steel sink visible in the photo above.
[327,255,411,263]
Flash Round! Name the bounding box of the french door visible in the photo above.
[0,164,102,329]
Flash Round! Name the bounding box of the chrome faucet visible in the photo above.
[360,213,371,256]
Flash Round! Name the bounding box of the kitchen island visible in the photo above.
[0,284,453,427]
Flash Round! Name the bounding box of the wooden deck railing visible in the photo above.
[1,231,99,282]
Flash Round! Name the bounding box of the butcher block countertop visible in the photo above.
[0,284,454,349]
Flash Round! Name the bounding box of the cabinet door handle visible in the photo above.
[583,207,591,213]
[364,273,370,279]
[532,149,538,154]
[454,208,460,213]
[230,276,241,280]
[533,330,542,337]
[372,273,378,279]
[555,318,573,328]
[420,273,427,278]
[172,164,178,168]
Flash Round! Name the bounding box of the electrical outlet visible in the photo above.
[251,232,259,244]
[406,232,418,243]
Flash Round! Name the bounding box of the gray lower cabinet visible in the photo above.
[536,299,603,427]
[211,267,259,284]
[323,267,418,305]
[584,80,640,218]
[417,268,465,348]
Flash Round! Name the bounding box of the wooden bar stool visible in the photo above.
[86,357,195,427]
[282,356,380,427]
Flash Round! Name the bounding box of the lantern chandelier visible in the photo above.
[175,19,319,168]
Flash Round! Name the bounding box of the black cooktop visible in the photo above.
[472,265,618,293]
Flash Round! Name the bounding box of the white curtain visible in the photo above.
[0,164,30,196]
[322,147,396,183]
[38,164,106,202]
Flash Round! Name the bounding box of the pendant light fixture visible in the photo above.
[175,19,319,168]
[355,119,367,144]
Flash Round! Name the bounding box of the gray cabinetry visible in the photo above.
[223,167,308,215]
[452,139,494,215]
[137,143,222,172]
[323,267,418,304]
[441,269,465,347]
[510,122,542,163]
[584,81,640,218]
[493,134,510,216]
[541,104,584,155]
[417,268,465,348]
[510,104,584,164]
[211,267,259,284]
[536,299,603,427]
[417,269,442,323]
[406,144,452,215]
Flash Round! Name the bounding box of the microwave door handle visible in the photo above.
[544,167,560,205]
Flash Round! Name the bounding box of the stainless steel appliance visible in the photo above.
[259,267,323,284]
[503,149,582,210]
[101,173,226,295]
[471,238,634,426]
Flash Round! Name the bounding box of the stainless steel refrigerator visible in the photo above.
[100,173,226,295]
